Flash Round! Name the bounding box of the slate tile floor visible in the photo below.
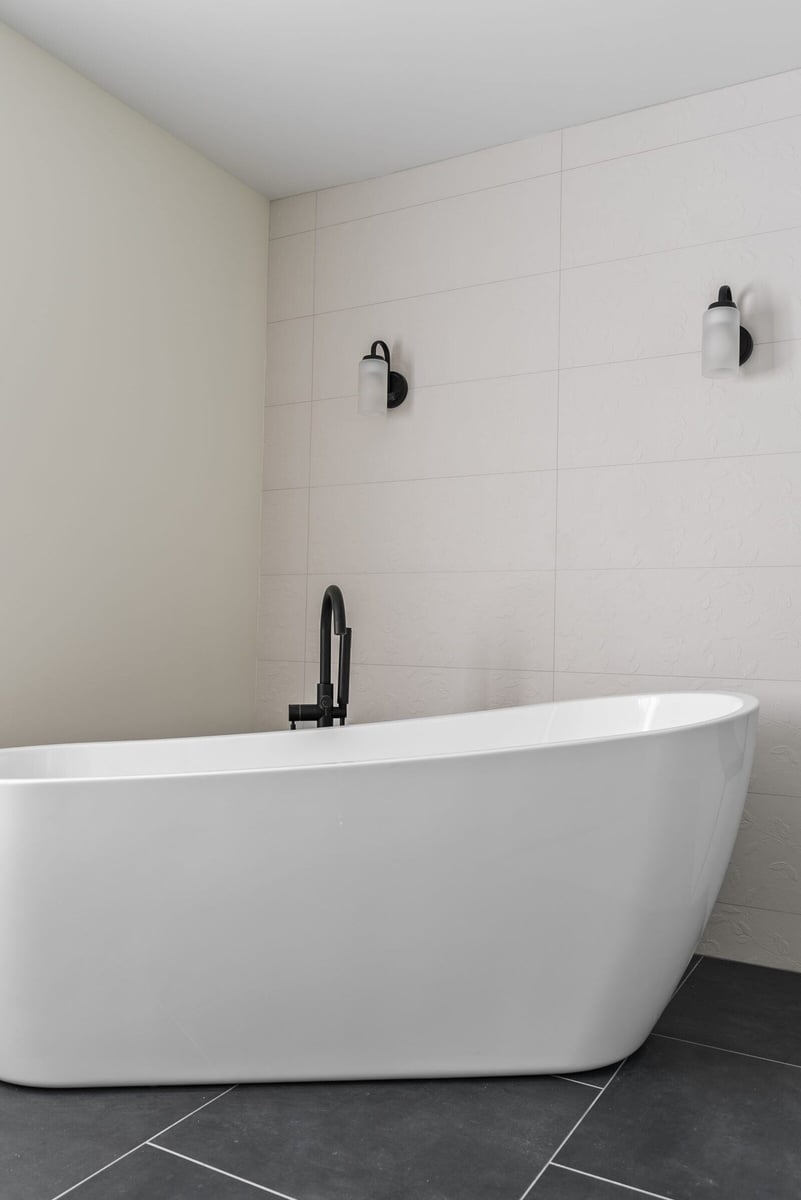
[4,955,801,1200]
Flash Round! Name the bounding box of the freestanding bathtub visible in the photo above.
[0,691,757,1087]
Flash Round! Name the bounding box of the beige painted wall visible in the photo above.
[260,70,801,971]
[0,22,268,746]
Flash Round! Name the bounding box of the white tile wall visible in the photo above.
[310,373,558,486]
[699,905,801,972]
[265,317,314,406]
[305,572,554,671]
[308,473,556,575]
[314,273,559,400]
[262,403,311,490]
[558,340,801,467]
[557,454,801,569]
[259,68,801,970]
[315,175,561,312]
[563,69,801,169]
[555,568,801,680]
[266,230,315,322]
[269,191,316,239]
[317,131,561,226]
[562,117,801,268]
[560,226,801,368]
[302,661,554,725]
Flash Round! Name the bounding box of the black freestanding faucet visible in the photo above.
[288,585,351,728]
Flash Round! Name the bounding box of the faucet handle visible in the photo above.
[338,627,352,708]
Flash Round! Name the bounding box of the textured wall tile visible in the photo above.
[309,472,556,574]
[562,117,801,267]
[302,661,553,725]
[316,131,561,226]
[269,192,316,239]
[260,488,309,575]
[553,674,801,800]
[310,373,557,486]
[558,341,801,467]
[315,174,560,312]
[560,226,801,368]
[262,402,311,490]
[266,231,315,321]
[719,792,801,916]
[555,567,801,680]
[700,903,801,971]
[255,660,304,730]
[305,572,554,671]
[265,316,314,406]
[557,454,801,569]
[258,575,307,662]
[314,273,559,399]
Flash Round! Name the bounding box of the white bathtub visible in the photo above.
[0,691,757,1087]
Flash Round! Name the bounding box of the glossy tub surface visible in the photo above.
[0,692,757,1086]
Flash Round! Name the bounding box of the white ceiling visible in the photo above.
[2,0,800,199]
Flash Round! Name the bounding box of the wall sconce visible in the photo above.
[702,285,753,378]
[358,341,408,414]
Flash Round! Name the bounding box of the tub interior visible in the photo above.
[0,692,751,782]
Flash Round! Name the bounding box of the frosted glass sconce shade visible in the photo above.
[358,340,408,414]
[358,355,389,414]
[702,285,753,379]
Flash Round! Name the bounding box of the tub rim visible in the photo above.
[0,691,759,786]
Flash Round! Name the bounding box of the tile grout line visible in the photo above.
[552,1162,674,1199]
[270,110,801,245]
[554,1075,604,1090]
[254,204,273,729]
[263,440,801,493]
[556,217,801,277]
[709,899,801,917]
[550,129,564,688]
[561,105,801,174]
[311,166,562,231]
[272,89,801,237]
[47,1085,238,1200]
[516,1057,629,1199]
[148,1143,300,1199]
[302,193,318,669]
[256,657,801,696]
[653,1032,801,1071]
[269,217,801,325]
[670,954,704,998]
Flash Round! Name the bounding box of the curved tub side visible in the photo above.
[0,707,756,1086]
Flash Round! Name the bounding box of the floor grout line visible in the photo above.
[517,1057,629,1199]
[48,1085,237,1200]
[670,954,704,998]
[554,1075,604,1090]
[552,1162,674,1199]
[653,1032,801,1071]
[148,1143,300,1199]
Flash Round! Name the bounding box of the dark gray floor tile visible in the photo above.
[556,1035,801,1199]
[655,955,801,1063]
[157,1076,591,1200]
[533,1164,656,1196]
[0,1081,226,1200]
[68,1145,259,1199]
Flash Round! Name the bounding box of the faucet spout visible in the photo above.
[288,585,351,729]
